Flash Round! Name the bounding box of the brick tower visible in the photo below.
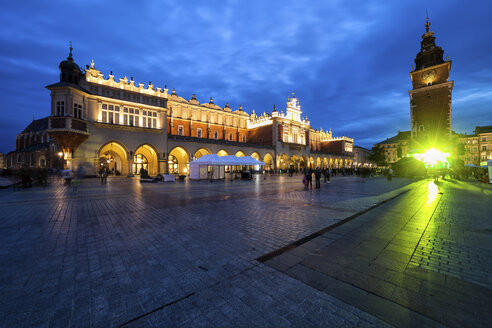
[409,17,453,152]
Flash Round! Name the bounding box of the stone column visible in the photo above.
[127,159,134,177]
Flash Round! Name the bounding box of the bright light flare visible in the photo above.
[414,148,449,166]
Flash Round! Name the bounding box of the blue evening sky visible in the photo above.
[1,0,491,153]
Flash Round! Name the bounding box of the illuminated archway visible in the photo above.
[323,158,329,169]
[235,150,246,157]
[279,153,289,171]
[194,147,211,159]
[169,146,190,175]
[290,155,299,171]
[251,152,261,160]
[98,141,129,175]
[263,153,274,171]
[134,144,158,176]
[316,157,322,168]
[217,149,229,157]
[309,156,315,169]
[300,155,308,170]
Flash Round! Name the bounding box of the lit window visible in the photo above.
[214,131,218,139]
[178,126,184,136]
[229,133,233,141]
[482,146,487,151]
[197,128,202,138]
[242,135,246,142]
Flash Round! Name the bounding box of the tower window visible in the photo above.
[214,131,218,139]
[242,135,246,142]
[197,128,202,138]
[74,103,83,119]
[56,101,65,116]
[178,125,184,136]
[229,133,233,141]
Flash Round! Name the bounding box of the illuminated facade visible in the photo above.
[7,46,354,175]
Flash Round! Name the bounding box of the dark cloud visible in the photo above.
[1,0,491,153]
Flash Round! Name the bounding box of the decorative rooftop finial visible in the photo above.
[446,54,449,61]
[209,97,214,104]
[68,41,73,60]
[425,13,430,33]
[292,91,295,97]
[131,76,134,81]
[272,104,277,112]
[110,71,113,76]
[90,59,94,68]
[172,88,177,95]
[192,94,197,100]
[239,105,243,111]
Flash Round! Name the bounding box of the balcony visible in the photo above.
[48,116,89,134]
[47,116,90,151]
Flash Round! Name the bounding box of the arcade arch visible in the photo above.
[263,153,274,171]
[290,154,299,172]
[169,146,189,175]
[194,147,211,159]
[279,153,289,171]
[98,141,129,175]
[134,144,158,176]
[235,150,246,157]
[217,149,229,157]
[251,152,260,160]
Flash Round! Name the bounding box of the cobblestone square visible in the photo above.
[1,175,491,327]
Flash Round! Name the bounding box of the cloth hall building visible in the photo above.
[7,47,354,176]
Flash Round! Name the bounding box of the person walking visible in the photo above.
[305,168,313,190]
[315,167,322,189]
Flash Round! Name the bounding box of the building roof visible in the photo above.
[475,125,492,134]
[45,81,91,94]
[21,117,49,134]
[10,143,50,154]
[376,131,410,145]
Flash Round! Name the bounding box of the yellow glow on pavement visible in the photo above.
[426,180,439,204]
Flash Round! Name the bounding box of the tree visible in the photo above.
[369,146,387,167]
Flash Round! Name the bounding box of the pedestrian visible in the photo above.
[387,168,393,181]
[99,166,107,184]
[305,168,313,190]
[322,168,327,183]
[327,168,331,183]
[315,167,322,189]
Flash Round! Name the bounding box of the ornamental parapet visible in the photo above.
[47,117,89,135]
[84,63,168,98]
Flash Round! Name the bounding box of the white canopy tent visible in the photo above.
[189,154,265,180]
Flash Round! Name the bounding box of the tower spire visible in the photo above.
[425,16,430,33]
[68,41,73,61]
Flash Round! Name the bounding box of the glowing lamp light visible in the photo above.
[414,148,450,167]
[58,152,63,158]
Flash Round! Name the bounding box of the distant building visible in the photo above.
[6,118,63,170]
[374,131,411,164]
[353,146,374,167]
[458,134,479,166]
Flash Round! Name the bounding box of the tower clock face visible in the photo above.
[422,69,436,82]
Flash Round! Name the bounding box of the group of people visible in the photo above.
[303,167,331,190]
